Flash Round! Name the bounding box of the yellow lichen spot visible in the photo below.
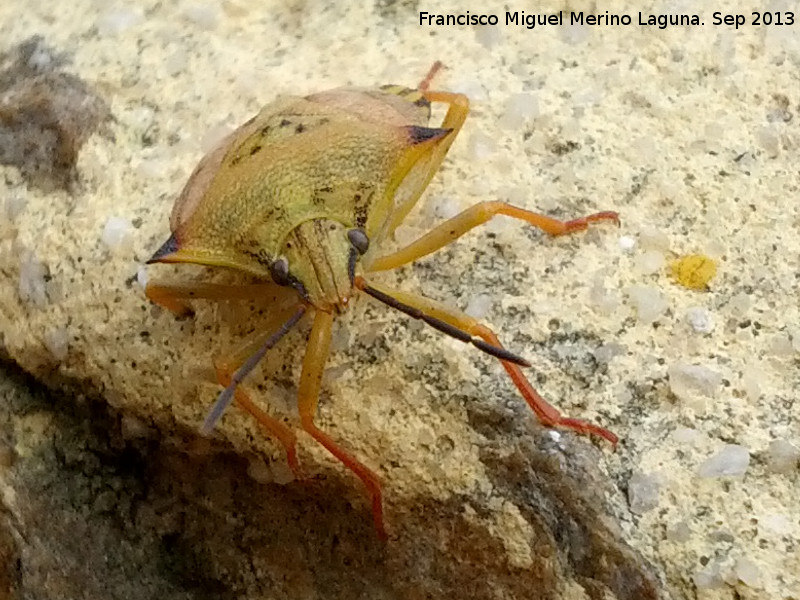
[669,254,718,290]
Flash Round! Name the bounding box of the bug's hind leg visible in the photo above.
[369,201,619,272]
[380,88,471,241]
[418,61,443,91]
[356,278,618,445]
[297,309,386,539]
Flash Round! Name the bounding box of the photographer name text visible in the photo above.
[419,10,795,30]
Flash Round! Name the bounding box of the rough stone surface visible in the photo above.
[627,471,660,515]
[1,1,800,599]
[0,36,111,191]
[0,361,659,600]
[697,444,751,478]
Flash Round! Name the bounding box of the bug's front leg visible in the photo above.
[417,60,443,91]
[145,281,293,316]
[356,278,618,445]
[214,364,302,478]
[475,327,619,445]
[368,201,619,272]
[146,280,306,475]
[212,310,307,478]
[297,310,386,539]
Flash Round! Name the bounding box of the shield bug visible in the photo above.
[145,62,619,538]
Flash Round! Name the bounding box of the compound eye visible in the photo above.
[347,228,370,255]
[270,257,291,286]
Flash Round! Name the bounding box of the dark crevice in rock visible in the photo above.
[2,357,664,599]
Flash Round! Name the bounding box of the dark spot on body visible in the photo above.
[147,234,180,263]
[354,202,369,228]
[406,125,450,145]
[249,144,262,156]
[352,184,374,229]
[295,123,305,134]
[347,247,357,283]
[279,119,291,128]
[312,185,334,206]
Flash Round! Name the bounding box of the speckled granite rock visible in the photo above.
[1,1,799,599]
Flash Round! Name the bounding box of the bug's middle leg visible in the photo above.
[297,309,386,538]
[356,278,618,445]
[369,201,619,272]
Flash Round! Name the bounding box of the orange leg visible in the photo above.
[474,327,618,445]
[147,279,307,475]
[298,310,386,539]
[356,277,618,445]
[145,280,294,316]
[418,60,444,91]
[369,201,619,272]
[214,360,302,478]
[376,89,471,245]
[208,306,307,478]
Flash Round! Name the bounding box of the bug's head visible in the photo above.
[270,219,369,312]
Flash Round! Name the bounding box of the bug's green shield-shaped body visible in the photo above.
[146,67,620,538]
[149,86,452,309]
